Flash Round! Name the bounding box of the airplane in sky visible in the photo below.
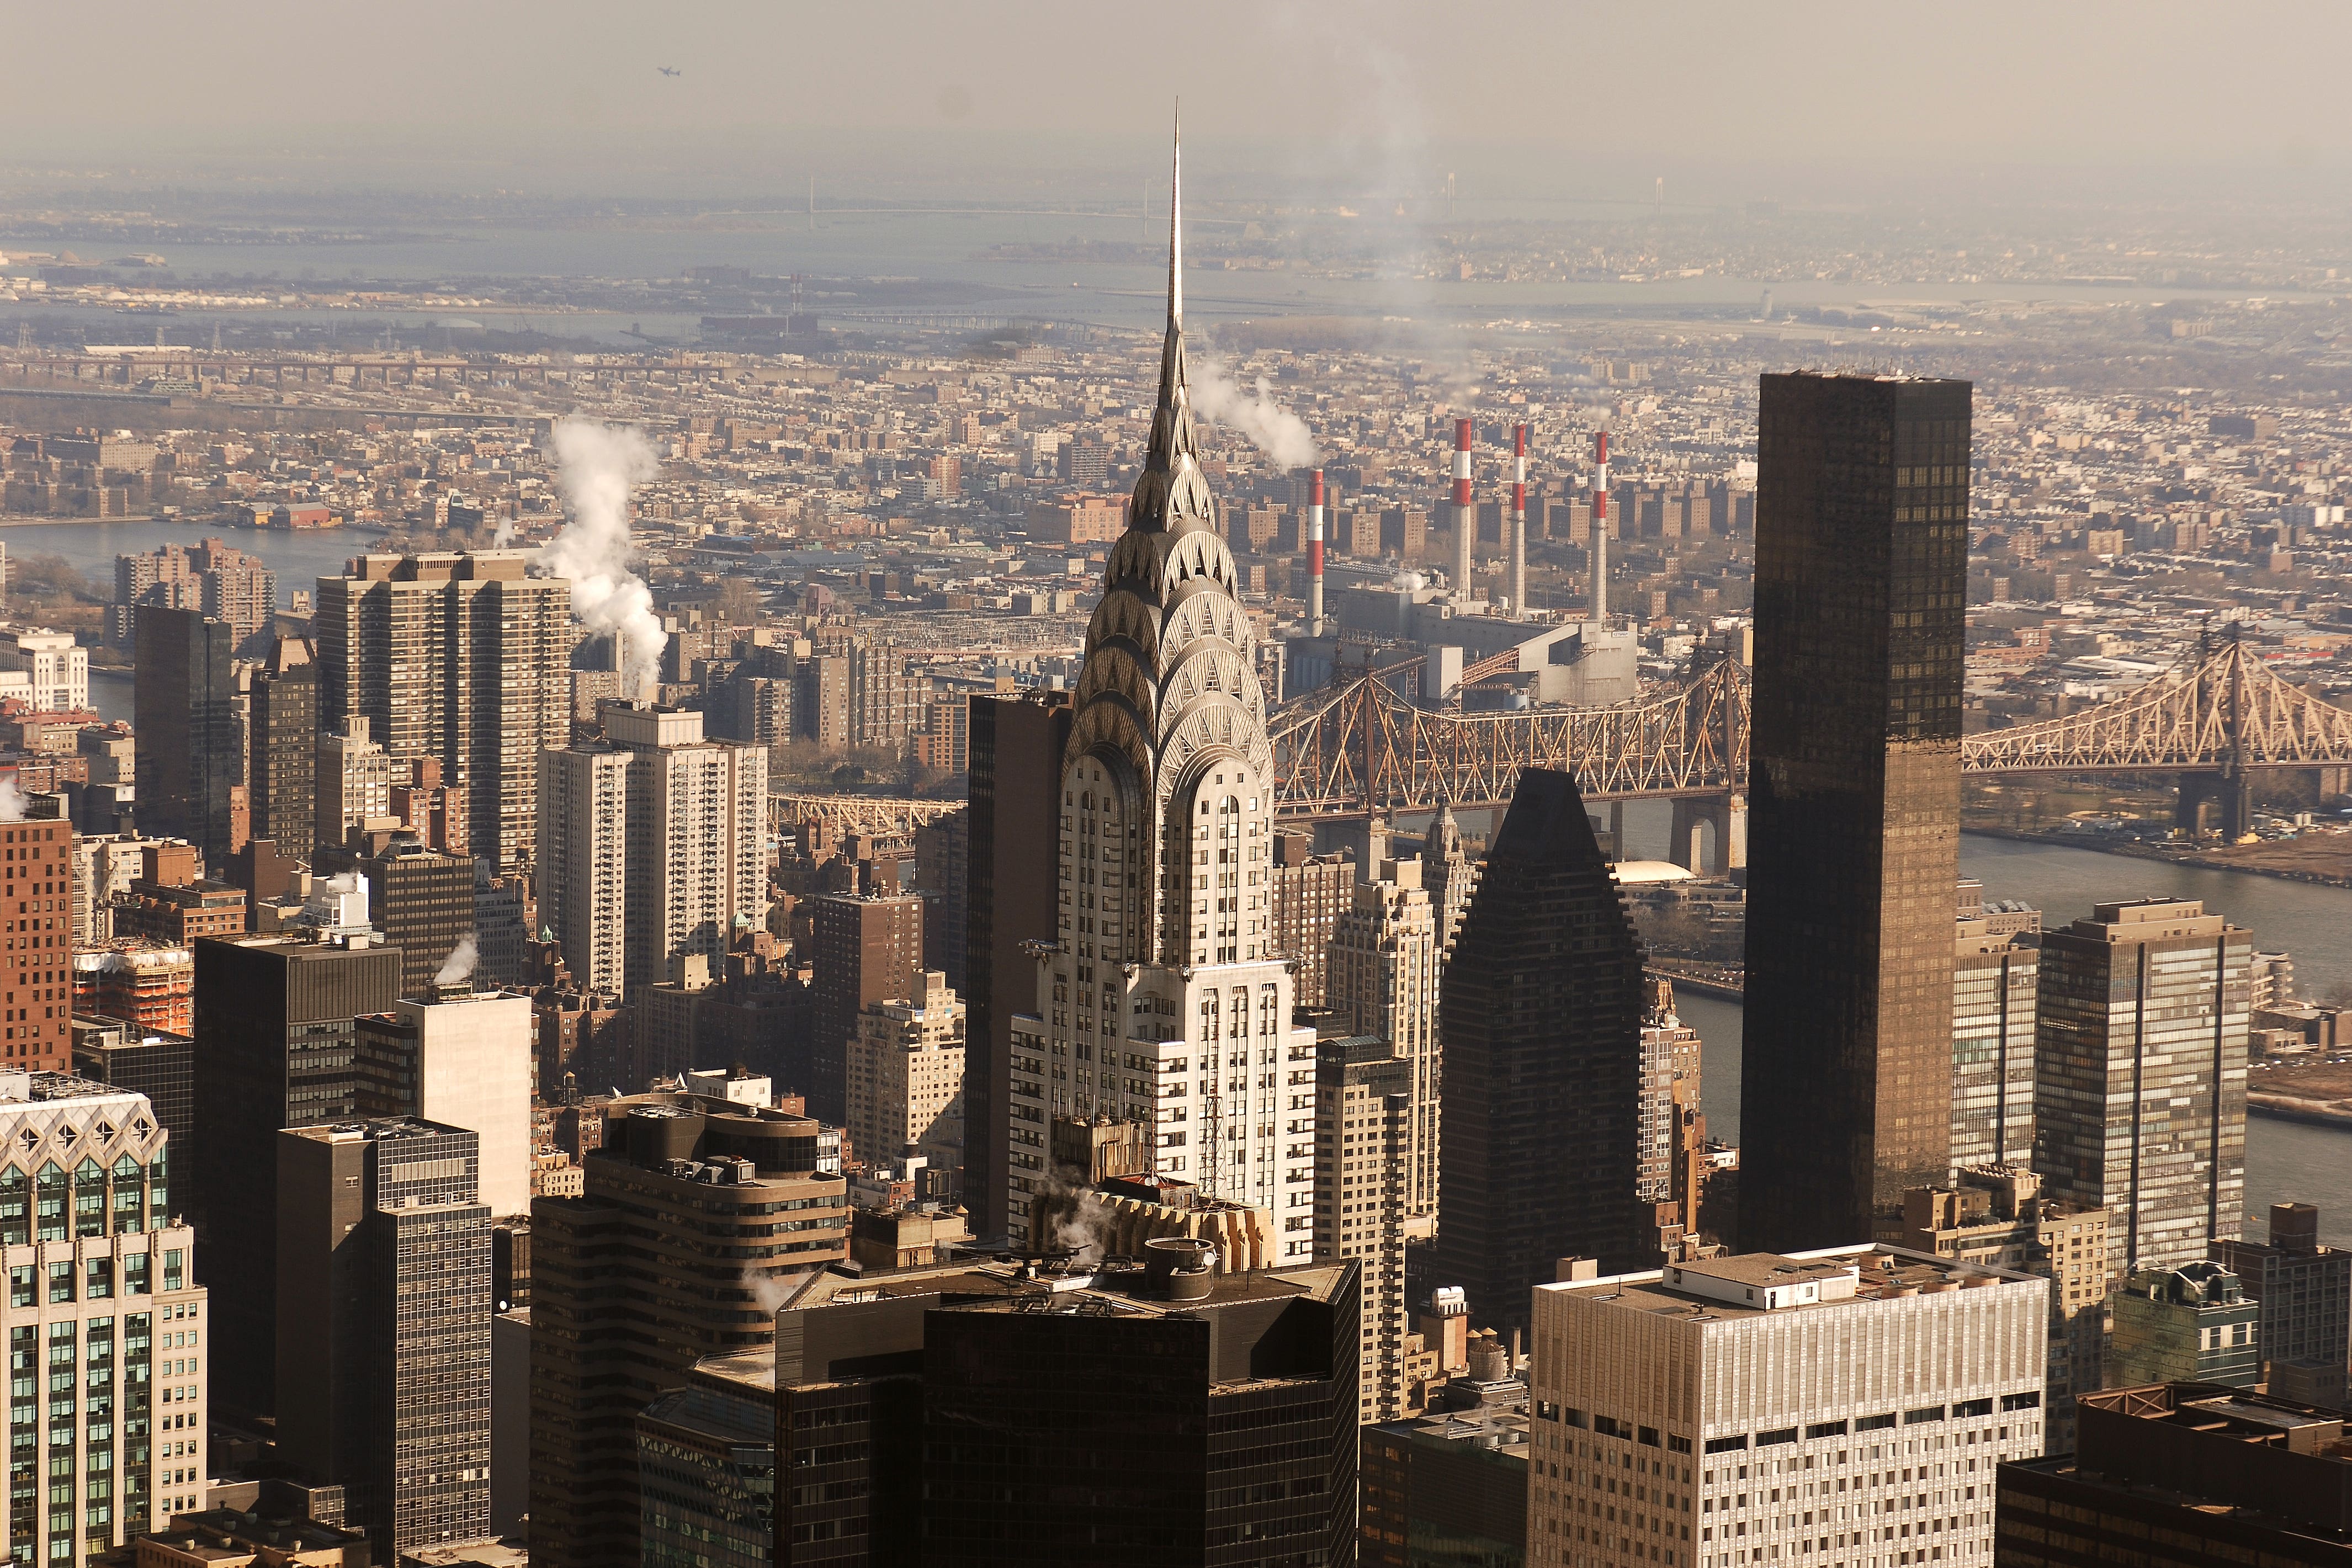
[657,66,682,77]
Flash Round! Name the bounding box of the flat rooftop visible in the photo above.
[1541,1245,2037,1321]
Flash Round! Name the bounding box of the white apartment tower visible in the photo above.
[1526,1246,2047,1568]
[1324,858,1441,1220]
[537,708,767,1002]
[0,1071,210,1565]
[847,970,966,1177]
[1005,132,1316,1254]
[537,747,631,996]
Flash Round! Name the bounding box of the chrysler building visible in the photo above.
[1004,124,1316,1256]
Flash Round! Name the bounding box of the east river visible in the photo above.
[1660,827,2352,1248]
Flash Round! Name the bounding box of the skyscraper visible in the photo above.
[3,820,75,1072]
[1432,767,1648,1331]
[247,636,318,863]
[764,1252,1361,1566]
[316,835,476,1001]
[2034,897,2249,1274]
[134,608,242,871]
[535,707,767,1005]
[1315,1035,1413,1423]
[846,969,965,1179]
[536,745,630,997]
[1953,889,2039,1173]
[354,988,535,1218]
[0,1072,210,1564]
[313,550,572,869]
[806,892,924,1125]
[191,899,401,1417]
[1324,858,1441,1220]
[1529,1245,2048,1568]
[277,1119,492,1556]
[529,1090,846,1568]
[961,690,1071,1241]
[1744,372,1972,1251]
[1000,130,1316,1252]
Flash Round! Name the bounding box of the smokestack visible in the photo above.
[1307,468,1326,637]
[1509,423,1528,618]
[1591,428,1610,624]
[1452,417,1474,599]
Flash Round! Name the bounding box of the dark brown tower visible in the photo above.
[1433,767,1648,1332]
[1743,372,1971,1252]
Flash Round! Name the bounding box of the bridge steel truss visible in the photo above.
[1268,655,1752,815]
[1266,634,2352,818]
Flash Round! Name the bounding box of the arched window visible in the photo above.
[35,1162,66,1242]
[147,1146,169,1230]
[111,1155,142,1236]
[0,1167,25,1247]
[74,1159,105,1239]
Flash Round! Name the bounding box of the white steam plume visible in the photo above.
[0,780,24,823]
[541,418,667,698]
[433,933,479,988]
[743,1266,817,1314]
[1191,358,1320,469]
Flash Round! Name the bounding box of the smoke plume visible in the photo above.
[0,779,24,823]
[540,418,667,698]
[433,933,479,988]
[1191,358,1321,469]
[1043,1166,1116,1263]
[743,1266,817,1315]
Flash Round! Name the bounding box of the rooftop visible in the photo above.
[1540,1245,2040,1320]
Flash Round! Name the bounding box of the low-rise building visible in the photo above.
[2108,1260,2263,1390]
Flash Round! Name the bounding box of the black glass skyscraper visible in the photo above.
[1743,372,1971,1252]
[1433,766,1648,1331]
[134,607,243,871]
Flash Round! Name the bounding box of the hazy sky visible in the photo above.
[10,1,2349,201]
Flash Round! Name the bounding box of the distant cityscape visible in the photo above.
[0,104,2344,1568]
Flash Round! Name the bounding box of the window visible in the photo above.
[121,1255,148,1297]
[110,1157,141,1236]
[46,1264,71,1305]
[7,1266,29,1309]
[162,1252,182,1293]
[83,1261,109,1302]
[34,1165,63,1243]
[73,1161,104,1240]
[0,1168,24,1247]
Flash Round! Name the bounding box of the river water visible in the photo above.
[1646,820,2352,1248]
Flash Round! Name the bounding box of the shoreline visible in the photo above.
[2250,1094,2352,1133]
[1962,825,2352,891]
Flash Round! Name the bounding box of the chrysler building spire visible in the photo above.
[1130,109,1214,535]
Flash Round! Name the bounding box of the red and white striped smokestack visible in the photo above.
[1452,417,1474,597]
[1590,429,1610,623]
[1508,423,1528,618]
[1307,467,1326,637]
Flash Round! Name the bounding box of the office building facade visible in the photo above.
[806,894,924,1126]
[1315,1035,1414,1424]
[960,692,1070,1242]
[1744,374,1972,1251]
[354,989,534,1219]
[2034,897,2250,1274]
[1952,903,2037,1174]
[2212,1202,2352,1402]
[1324,860,1442,1221]
[132,609,242,873]
[1995,1384,2352,1566]
[1434,768,1648,1330]
[845,969,964,1180]
[0,1072,209,1565]
[3,820,76,1073]
[247,637,318,863]
[314,551,573,868]
[529,1092,846,1568]
[2107,1261,2262,1390]
[190,921,400,1417]
[277,1119,492,1557]
[1530,1246,2047,1568]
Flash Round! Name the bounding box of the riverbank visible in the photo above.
[2250,1094,2352,1131]
[1647,960,1743,1001]
[1963,823,2352,890]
